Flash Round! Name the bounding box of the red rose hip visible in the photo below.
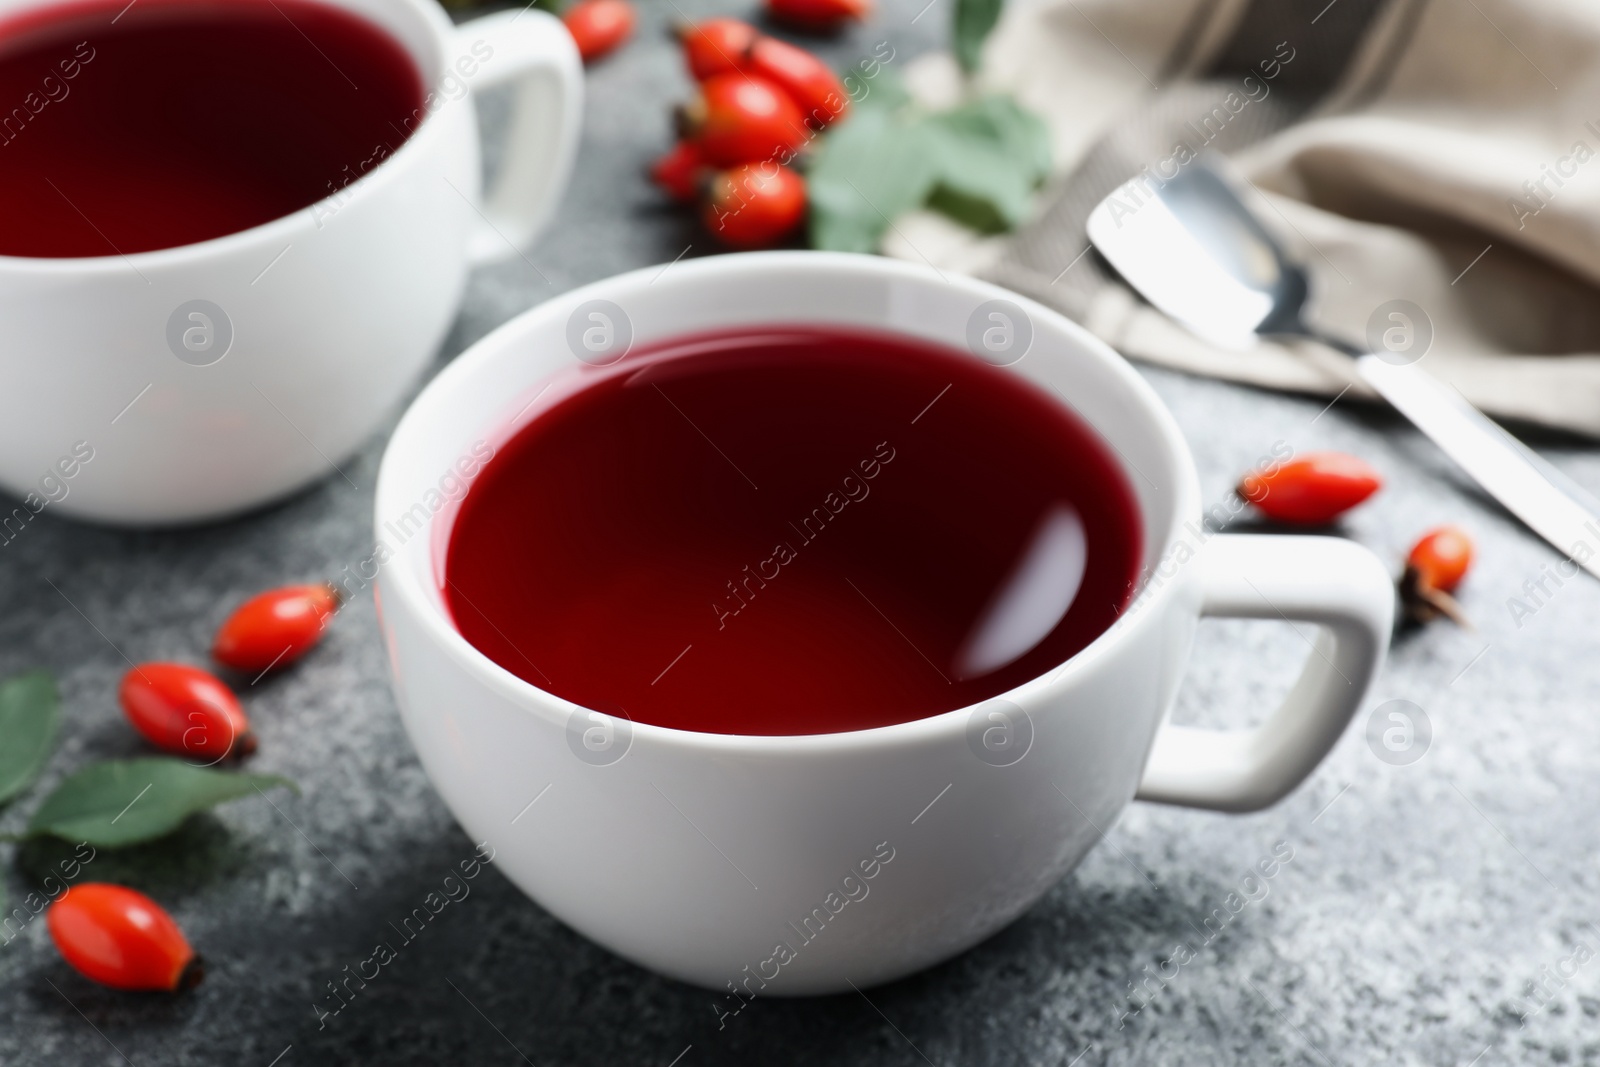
[764,0,871,29]
[48,884,202,992]
[676,17,758,81]
[678,73,807,167]
[121,663,254,761]
[1407,525,1473,593]
[213,583,341,673]
[704,163,807,247]
[563,0,635,62]
[1237,452,1382,526]
[650,140,709,202]
[1401,524,1474,626]
[746,36,849,127]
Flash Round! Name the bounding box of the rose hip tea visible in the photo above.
[444,326,1143,735]
[0,0,424,258]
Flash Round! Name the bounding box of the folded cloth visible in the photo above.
[910,0,1600,437]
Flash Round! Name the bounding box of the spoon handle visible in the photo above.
[1353,353,1600,581]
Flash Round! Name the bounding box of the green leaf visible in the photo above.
[923,185,1011,234]
[808,103,940,253]
[953,0,1004,74]
[0,671,59,806]
[925,137,1034,231]
[939,95,1052,182]
[26,758,296,848]
[923,95,1052,232]
[848,67,913,114]
[808,84,1053,249]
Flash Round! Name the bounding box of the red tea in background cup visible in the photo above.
[0,0,424,257]
[0,0,582,524]
[443,325,1143,735]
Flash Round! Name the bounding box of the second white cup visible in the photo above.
[0,0,582,525]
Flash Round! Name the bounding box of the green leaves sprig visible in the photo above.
[808,81,1051,253]
[0,670,296,858]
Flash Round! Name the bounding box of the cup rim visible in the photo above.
[0,0,460,273]
[376,251,1203,755]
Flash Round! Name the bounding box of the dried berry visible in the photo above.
[764,0,871,30]
[650,140,709,203]
[563,0,636,62]
[1402,525,1474,626]
[1238,452,1382,526]
[746,36,849,128]
[675,17,758,81]
[120,663,254,762]
[213,583,341,674]
[703,163,807,247]
[48,884,202,992]
[678,73,807,167]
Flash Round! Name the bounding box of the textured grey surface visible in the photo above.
[4,1,1600,1064]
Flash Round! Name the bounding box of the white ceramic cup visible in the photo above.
[0,0,581,525]
[375,252,1394,995]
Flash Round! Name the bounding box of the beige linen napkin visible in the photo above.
[895,0,1600,437]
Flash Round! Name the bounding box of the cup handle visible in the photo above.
[452,9,583,267]
[1134,534,1393,813]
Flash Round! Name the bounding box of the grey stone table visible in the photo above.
[5,2,1600,1063]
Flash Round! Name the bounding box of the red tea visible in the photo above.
[0,0,424,257]
[445,327,1143,735]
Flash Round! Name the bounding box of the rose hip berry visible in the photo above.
[1402,525,1474,626]
[650,140,709,203]
[676,17,758,81]
[563,0,636,62]
[746,36,849,128]
[678,74,807,167]
[703,163,807,248]
[121,663,254,762]
[1238,452,1383,526]
[213,583,341,673]
[1408,525,1473,592]
[764,0,871,29]
[48,884,203,992]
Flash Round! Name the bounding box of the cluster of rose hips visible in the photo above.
[1237,452,1475,624]
[48,583,341,992]
[651,4,865,248]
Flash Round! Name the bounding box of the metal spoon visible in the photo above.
[1088,160,1600,580]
